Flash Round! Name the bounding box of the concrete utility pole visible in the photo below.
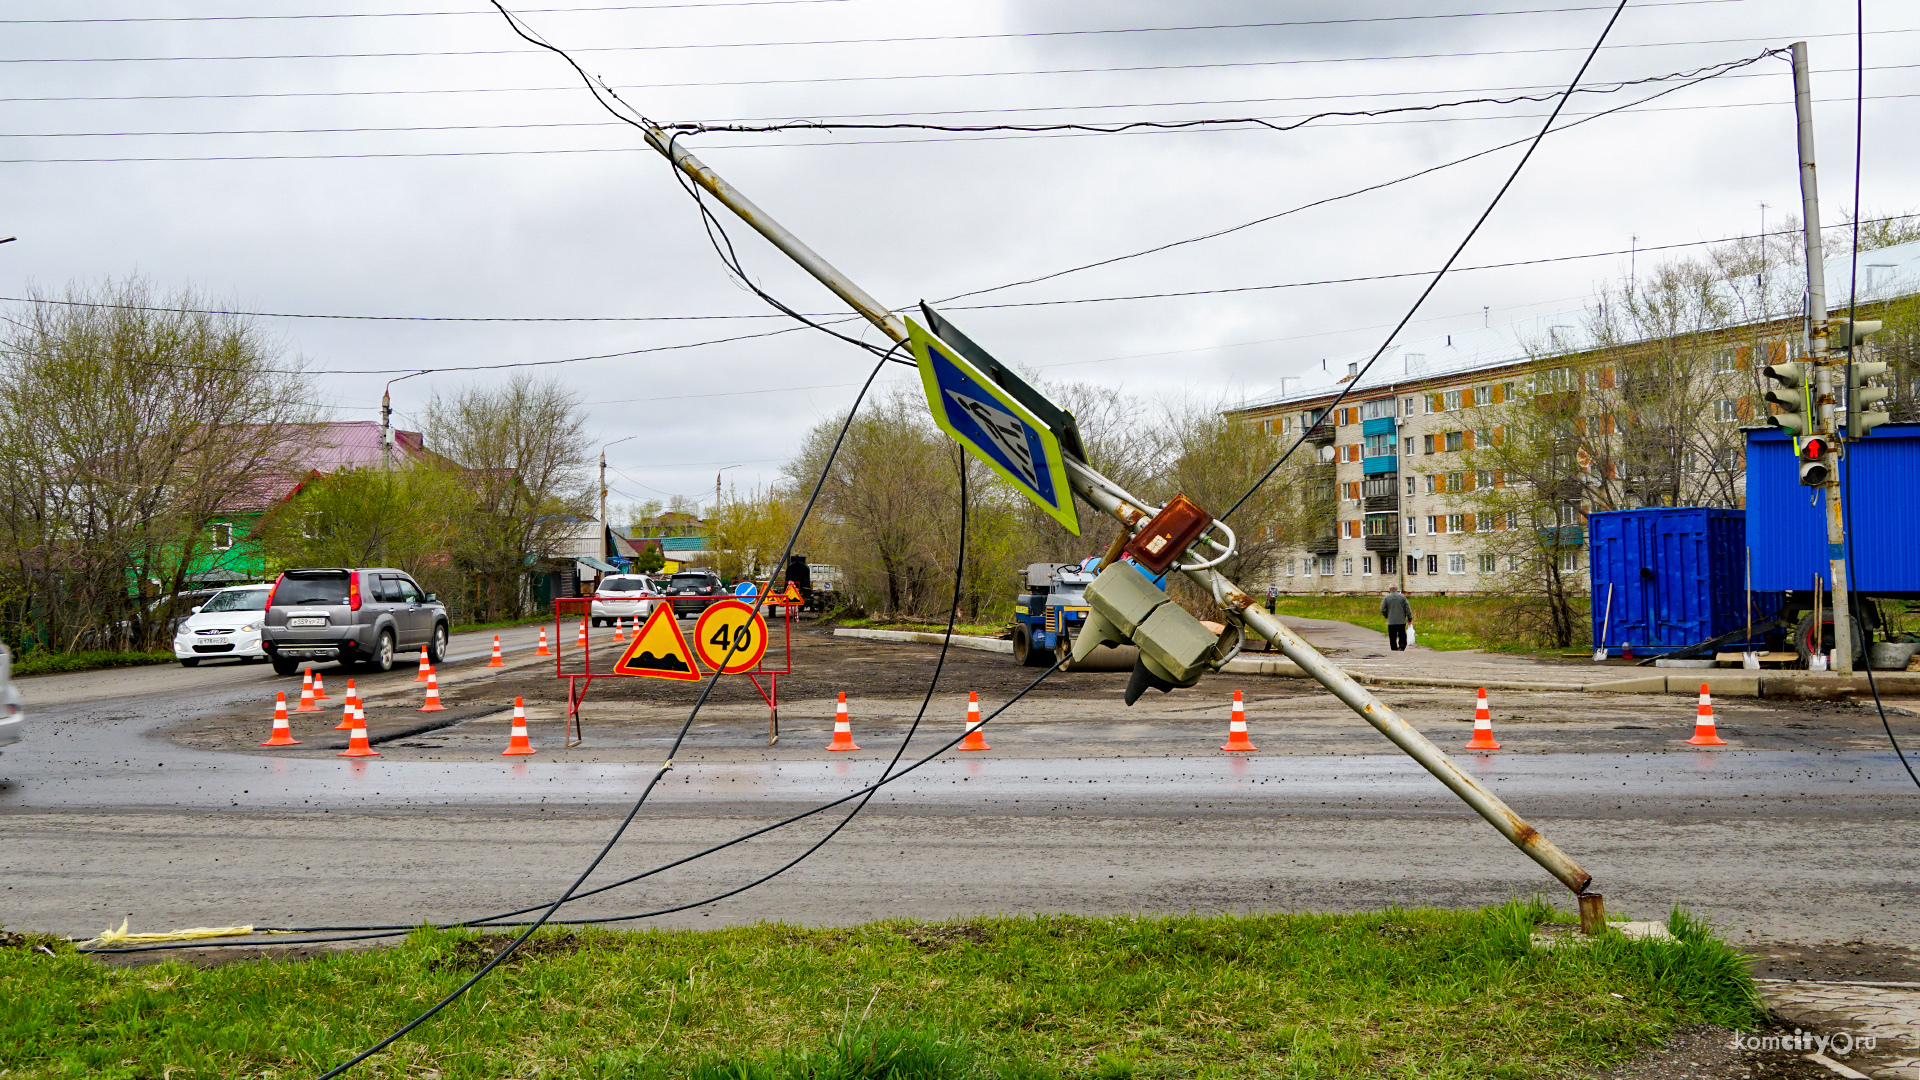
[1792,41,1853,675]
[636,122,1599,911]
[599,435,637,561]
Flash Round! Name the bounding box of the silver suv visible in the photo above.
[261,567,449,676]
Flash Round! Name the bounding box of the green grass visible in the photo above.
[450,613,562,636]
[835,616,1011,639]
[2,901,1758,1079]
[1264,595,1591,654]
[11,649,175,677]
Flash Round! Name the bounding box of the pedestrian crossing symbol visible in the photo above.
[612,603,702,681]
[909,316,1080,535]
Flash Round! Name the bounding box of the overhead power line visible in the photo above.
[1,27,1909,65]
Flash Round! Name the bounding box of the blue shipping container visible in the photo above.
[1587,508,1779,654]
[1746,423,1920,596]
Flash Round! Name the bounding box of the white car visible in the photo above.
[0,644,21,751]
[173,583,274,667]
[590,574,659,626]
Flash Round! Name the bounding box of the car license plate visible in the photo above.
[288,616,328,628]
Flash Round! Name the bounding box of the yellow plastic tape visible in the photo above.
[79,917,260,949]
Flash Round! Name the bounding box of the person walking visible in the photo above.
[1266,584,1277,614]
[1381,585,1413,651]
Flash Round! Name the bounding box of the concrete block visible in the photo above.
[1584,676,1667,694]
[1675,674,1760,697]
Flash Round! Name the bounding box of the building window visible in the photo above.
[1405,475,1416,495]
[1444,389,1462,411]
[1448,513,1466,533]
[1406,556,1419,575]
[1361,398,1396,421]
[1423,434,1436,455]
[1500,381,1515,402]
[1426,555,1439,575]
[1362,556,1374,575]
[1449,554,1468,574]
[1406,515,1418,535]
[1364,432,1396,458]
[1425,474,1437,494]
[1713,347,1738,374]
[1445,431,1463,452]
[1559,550,1580,572]
[1320,556,1336,576]
[1477,470,1496,489]
[1714,399,1738,423]
[1342,557,1354,576]
[212,522,233,551]
[1427,515,1443,534]
[1478,554,1498,573]
[1447,472,1464,493]
[301,512,324,540]
[1404,397,1417,416]
[1286,558,1296,576]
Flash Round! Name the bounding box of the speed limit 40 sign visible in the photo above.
[692,599,769,673]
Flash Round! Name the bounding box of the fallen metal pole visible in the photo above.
[641,128,1595,900]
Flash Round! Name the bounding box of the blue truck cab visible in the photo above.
[1011,557,1166,667]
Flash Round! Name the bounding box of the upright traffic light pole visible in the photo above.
[1792,40,1852,675]
[633,119,1599,907]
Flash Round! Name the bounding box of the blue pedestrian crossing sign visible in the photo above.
[909,316,1081,535]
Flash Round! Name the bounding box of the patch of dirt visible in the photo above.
[428,931,589,972]
[781,929,853,953]
[88,942,362,970]
[1747,940,1920,982]
[1585,1024,1834,1080]
[894,923,994,952]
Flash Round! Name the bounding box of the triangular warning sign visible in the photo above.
[944,387,1039,489]
[612,603,702,681]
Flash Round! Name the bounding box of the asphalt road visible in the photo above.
[4,633,1919,949]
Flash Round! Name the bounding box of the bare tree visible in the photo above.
[425,373,592,619]
[0,278,320,653]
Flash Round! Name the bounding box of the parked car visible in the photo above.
[260,567,449,676]
[0,644,21,752]
[590,574,659,626]
[666,569,726,617]
[172,583,274,667]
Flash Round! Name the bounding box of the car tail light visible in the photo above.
[264,573,285,611]
[348,570,362,611]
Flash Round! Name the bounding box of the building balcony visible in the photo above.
[1537,525,1586,546]
[1306,535,1339,556]
[1364,534,1400,553]
[1302,423,1335,446]
[1363,492,1399,512]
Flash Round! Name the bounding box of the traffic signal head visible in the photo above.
[1073,562,1219,705]
[1845,359,1891,438]
[1796,435,1831,487]
[1831,317,1883,349]
[1763,360,1812,435]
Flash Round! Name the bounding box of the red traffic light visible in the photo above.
[1799,437,1825,460]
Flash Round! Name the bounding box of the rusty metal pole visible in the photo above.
[1792,41,1852,675]
[640,127,1599,909]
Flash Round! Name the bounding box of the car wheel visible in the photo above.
[271,658,299,677]
[179,658,199,668]
[426,622,448,665]
[362,629,396,673]
[1013,624,1047,667]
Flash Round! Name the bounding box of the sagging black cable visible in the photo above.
[1215,0,1637,523]
[1838,1,1918,791]
[487,0,911,369]
[309,342,898,1080]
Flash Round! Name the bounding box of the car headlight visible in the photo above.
[239,623,259,633]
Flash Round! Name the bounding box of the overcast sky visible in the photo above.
[4,0,1911,518]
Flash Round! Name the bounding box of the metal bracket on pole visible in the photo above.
[637,124,1597,903]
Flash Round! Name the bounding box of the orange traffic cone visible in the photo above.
[1465,687,1501,749]
[577,620,588,649]
[1688,683,1728,745]
[415,650,431,683]
[503,697,535,756]
[537,627,550,656]
[294,669,317,713]
[312,670,328,701]
[1221,690,1258,751]
[613,616,626,642]
[335,679,358,730]
[419,669,445,712]
[488,634,505,667]
[339,702,379,758]
[261,692,300,746]
[826,692,860,751]
[958,691,990,751]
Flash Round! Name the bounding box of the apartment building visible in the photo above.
[1227,238,1920,597]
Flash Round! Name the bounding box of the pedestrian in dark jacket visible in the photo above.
[1381,586,1413,651]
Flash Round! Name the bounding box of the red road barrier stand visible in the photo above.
[294,670,317,713]
[420,669,446,712]
[1465,687,1501,750]
[261,692,300,746]
[1688,684,1728,745]
[958,690,990,751]
[1220,689,1258,752]
[503,696,535,756]
[488,635,505,668]
[826,692,860,751]
[339,703,379,758]
[537,627,550,656]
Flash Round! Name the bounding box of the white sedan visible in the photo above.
[590,574,660,626]
[173,584,273,666]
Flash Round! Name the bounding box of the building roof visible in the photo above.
[1234,238,1920,412]
[219,422,436,513]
